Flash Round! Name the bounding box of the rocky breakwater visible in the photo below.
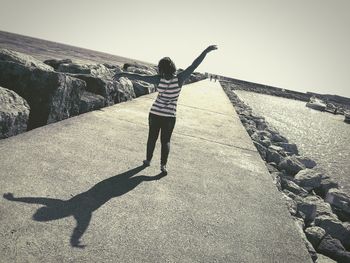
[0,86,30,139]
[221,82,350,263]
[0,48,206,139]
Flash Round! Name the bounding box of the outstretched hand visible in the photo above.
[205,45,218,53]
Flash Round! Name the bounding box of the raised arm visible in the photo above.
[178,45,218,85]
[113,72,160,85]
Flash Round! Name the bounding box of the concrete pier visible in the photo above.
[0,80,312,262]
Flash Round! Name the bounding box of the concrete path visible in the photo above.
[0,80,312,262]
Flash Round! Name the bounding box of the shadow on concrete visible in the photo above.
[3,165,166,248]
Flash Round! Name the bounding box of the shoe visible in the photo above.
[143,160,151,167]
[160,164,168,175]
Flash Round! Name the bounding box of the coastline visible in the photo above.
[221,80,350,263]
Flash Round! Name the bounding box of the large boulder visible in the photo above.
[325,188,350,218]
[315,177,339,198]
[266,128,288,143]
[251,130,271,142]
[57,62,118,79]
[71,75,135,105]
[131,80,155,97]
[280,176,309,197]
[294,169,323,191]
[275,142,299,155]
[317,235,350,263]
[79,91,105,114]
[305,226,326,248]
[0,59,85,129]
[116,77,135,102]
[0,87,30,138]
[296,195,334,219]
[43,58,72,70]
[278,155,306,175]
[314,215,350,249]
[293,217,318,261]
[296,156,317,169]
[0,48,53,71]
[126,66,157,76]
[266,149,283,164]
[294,196,317,223]
[123,62,156,72]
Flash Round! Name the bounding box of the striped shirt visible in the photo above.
[150,77,181,117]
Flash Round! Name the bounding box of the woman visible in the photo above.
[113,45,218,174]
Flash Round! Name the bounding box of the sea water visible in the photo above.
[235,90,350,195]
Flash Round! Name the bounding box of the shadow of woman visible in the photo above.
[3,165,166,248]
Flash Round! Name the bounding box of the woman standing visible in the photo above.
[113,45,218,174]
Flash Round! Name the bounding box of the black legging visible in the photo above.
[146,113,176,165]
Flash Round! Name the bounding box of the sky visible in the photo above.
[0,0,349,97]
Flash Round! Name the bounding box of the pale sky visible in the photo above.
[0,0,349,97]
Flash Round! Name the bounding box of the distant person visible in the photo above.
[214,75,218,82]
[210,75,213,81]
[113,45,218,174]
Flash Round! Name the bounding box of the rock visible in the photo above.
[278,155,306,175]
[245,124,256,136]
[294,169,323,191]
[57,63,116,79]
[314,214,350,249]
[0,60,85,129]
[293,216,318,262]
[260,139,272,148]
[282,193,297,215]
[313,199,335,218]
[275,142,299,155]
[102,63,120,69]
[125,65,157,75]
[296,156,317,169]
[305,226,326,248]
[123,62,155,72]
[239,116,248,124]
[266,148,283,164]
[283,189,298,200]
[43,58,72,70]
[268,145,284,152]
[46,75,86,124]
[317,235,350,263]
[131,80,155,97]
[0,87,30,138]
[315,177,339,198]
[79,91,105,114]
[295,195,334,219]
[295,196,317,223]
[251,130,271,141]
[116,77,135,102]
[315,253,337,263]
[255,118,267,130]
[72,74,116,105]
[71,75,135,106]
[266,162,279,173]
[270,131,288,143]
[280,176,309,197]
[253,141,267,160]
[0,48,53,71]
[325,188,350,217]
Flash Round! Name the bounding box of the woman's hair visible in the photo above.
[158,57,176,78]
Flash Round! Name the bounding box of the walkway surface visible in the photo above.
[0,80,312,262]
